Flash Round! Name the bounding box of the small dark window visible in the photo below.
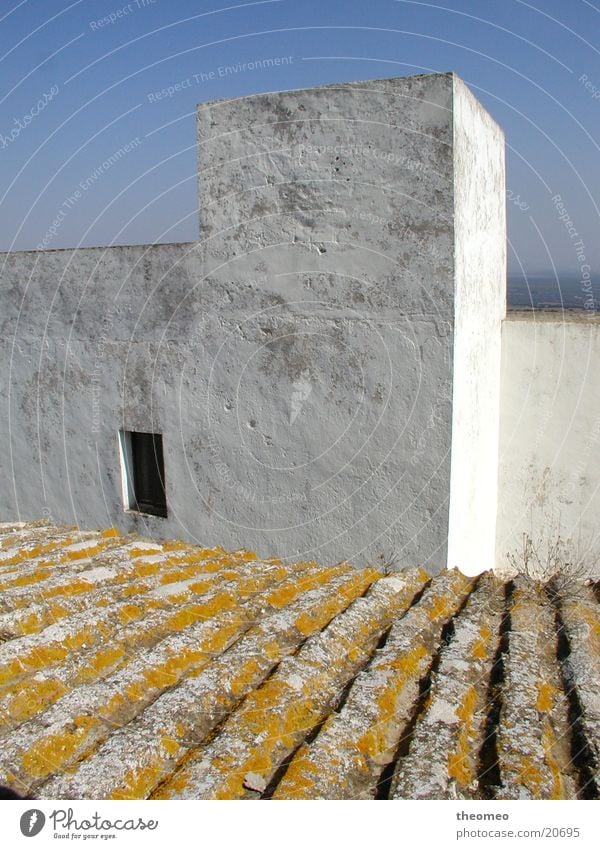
[120,431,167,517]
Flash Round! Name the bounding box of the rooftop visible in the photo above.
[0,521,598,800]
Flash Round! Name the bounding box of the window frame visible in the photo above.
[118,430,168,518]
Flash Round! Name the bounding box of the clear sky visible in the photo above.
[0,0,599,277]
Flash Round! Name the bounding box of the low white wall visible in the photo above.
[496,312,600,576]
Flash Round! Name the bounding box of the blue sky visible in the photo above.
[0,0,599,276]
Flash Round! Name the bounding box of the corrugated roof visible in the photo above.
[0,521,598,800]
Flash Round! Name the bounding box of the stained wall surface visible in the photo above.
[0,73,506,571]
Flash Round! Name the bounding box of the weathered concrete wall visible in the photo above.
[193,73,457,569]
[0,243,197,538]
[496,313,600,575]
[0,73,506,571]
[447,77,506,575]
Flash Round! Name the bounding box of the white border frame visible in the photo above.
[118,430,136,512]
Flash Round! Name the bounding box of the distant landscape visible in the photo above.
[508,273,599,311]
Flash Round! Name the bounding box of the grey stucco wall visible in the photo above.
[0,72,506,571]
[192,73,456,568]
[496,312,600,576]
[0,243,195,537]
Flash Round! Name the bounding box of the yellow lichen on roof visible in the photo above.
[0,521,598,801]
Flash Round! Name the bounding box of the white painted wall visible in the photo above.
[192,73,458,570]
[496,313,600,576]
[0,72,507,573]
[447,77,506,576]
